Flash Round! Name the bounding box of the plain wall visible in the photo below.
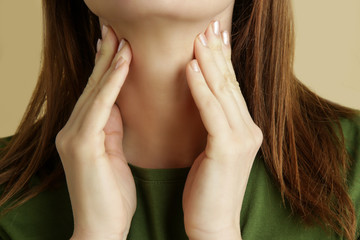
[0,1,359,137]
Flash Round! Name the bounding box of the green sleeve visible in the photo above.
[0,135,12,150]
[0,135,73,240]
[0,136,13,239]
[0,225,11,240]
[340,113,360,238]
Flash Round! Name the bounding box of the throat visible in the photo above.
[121,111,207,169]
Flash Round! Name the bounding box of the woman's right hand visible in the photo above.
[55,25,135,240]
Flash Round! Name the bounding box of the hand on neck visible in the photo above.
[96,3,234,168]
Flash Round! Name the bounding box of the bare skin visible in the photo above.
[56,26,136,240]
[83,0,235,168]
[56,1,262,239]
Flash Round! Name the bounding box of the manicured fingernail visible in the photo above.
[118,39,125,52]
[96,38,102,53]
[115,57,126,69]
[222,31,229,46]
[199,33,207,47]
[191,60,200,72]
[102,25,109,39]
[213,21,220,35]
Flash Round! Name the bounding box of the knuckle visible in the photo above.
[114,47,131,63]
[83,76,98,94]
[92,95,108,109]
[215,82,229,94]
[209,41,222,51]
[98,45,111,58]
[224,72,238,87]
[87,75,97,88]
[55,129,67,151]
[55,129,81,158]
[203,98,218,111]
[55,126,104,164]
[224,72,233,82]
[55,131,81,161]
[232,80,240,90]
[253,126,264,146]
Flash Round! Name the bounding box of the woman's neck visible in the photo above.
[99,6,234,168]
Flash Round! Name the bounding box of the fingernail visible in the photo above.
[96,38,102,52]
[115,57,126,70]
[118,39,125,52]
[199,33,207,47]
[102,25,109,39]
[222,31,229,46]
[212,21,220,35]
[191,60,200,72]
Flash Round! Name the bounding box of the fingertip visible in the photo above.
[99,25,119,54]
[221,31,230,46]
[190,59,200,72]
[97,39,102,52]
[113,39,132,65]
[101,25,109,39]
[198,33,208,47]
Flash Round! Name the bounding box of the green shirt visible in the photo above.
[0,114,359,240]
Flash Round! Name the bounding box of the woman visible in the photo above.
[0,0,359,239]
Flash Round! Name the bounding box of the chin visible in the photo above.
[83,0,235,22]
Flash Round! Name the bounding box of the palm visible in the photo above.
[182,135,244,236]
[103,104,137,228]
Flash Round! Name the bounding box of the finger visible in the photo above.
[205,21,237,88]
[89,25,120,92]
[97,39,132,92]
[94,38,102,64]
[205,21,252,128]
[204,21,255,129]
[220,30,233,75]
[220,30,255,127]
[72,39,132,133]
[103,104,124,159]
[80,56,130,135]
[186,59,231,138]
[194,31,246,132]
[65,25,119,127]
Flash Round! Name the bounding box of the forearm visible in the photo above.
[187,227,242,240]
[70,228,129,240]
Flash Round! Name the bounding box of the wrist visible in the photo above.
[71,223,130,240]
[187,227,242,240]
[71,230,128,240]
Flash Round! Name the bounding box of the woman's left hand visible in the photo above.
[183,20,263,240]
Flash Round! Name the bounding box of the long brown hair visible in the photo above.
[0,0,358,239]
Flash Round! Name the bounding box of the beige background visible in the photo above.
[0,1,359,137]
